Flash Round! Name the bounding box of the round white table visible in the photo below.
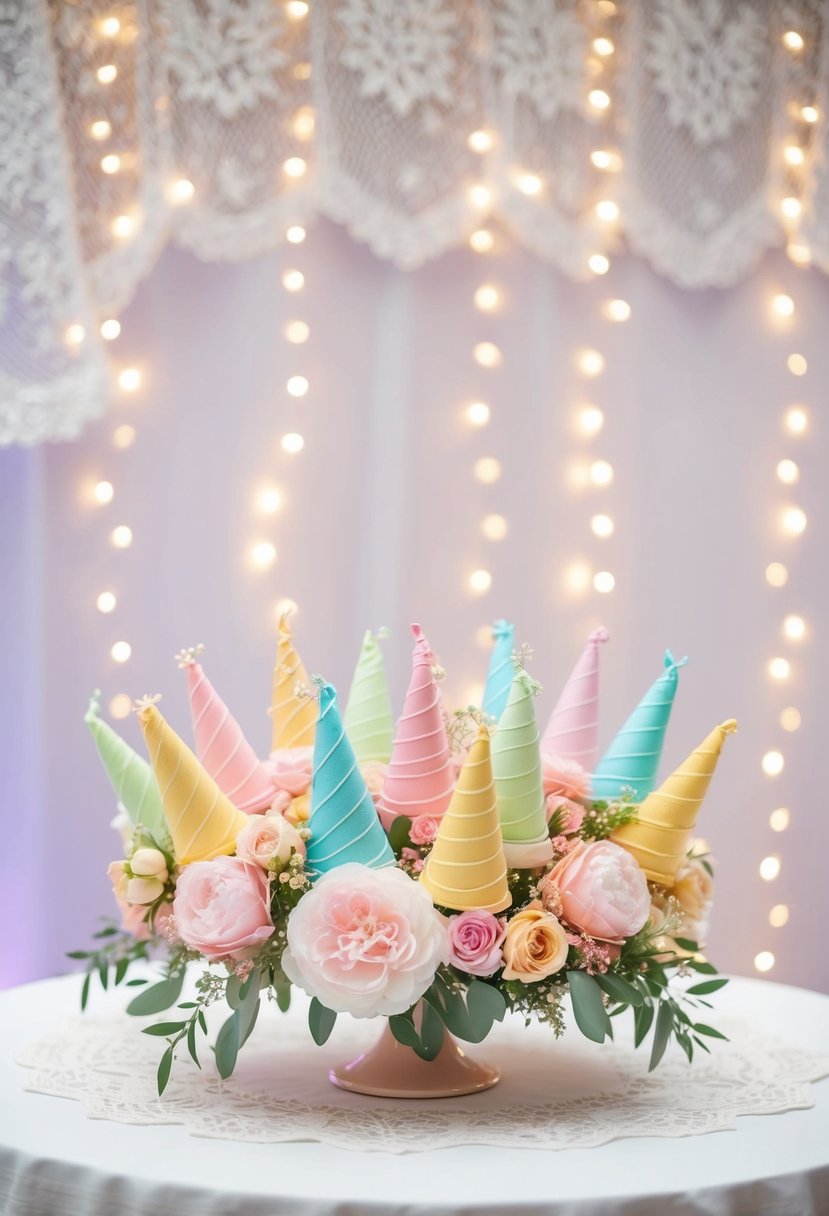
[1,972,828,1215]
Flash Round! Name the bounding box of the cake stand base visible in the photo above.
[330,1020,500,1098]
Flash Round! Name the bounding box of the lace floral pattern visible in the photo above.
[493,0,586,120]
[647,0,767,145]
[3,0,829,443]
[336,0,459,116]
[15,1006,829,1152]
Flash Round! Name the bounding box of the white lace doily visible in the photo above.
[16,1002,829,1153]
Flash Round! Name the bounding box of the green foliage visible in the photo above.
[69,921,151,1010]
[127,967,186,1016]
[308,997,337,1045]
[388,816,413,855]
[567,971,612,1043]
[578,799,638,841]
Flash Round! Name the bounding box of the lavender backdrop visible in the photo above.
[1,220,825,991]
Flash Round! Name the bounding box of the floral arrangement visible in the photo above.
[74,618,734,1094]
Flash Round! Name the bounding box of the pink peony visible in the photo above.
[281,862,447,1017]
[446,910,506,977]
[266,747,313,796]
[409,815,439,845]
[541,753,590,802]
[360,761,388,804]
[236,812,305,869]
[548,840,650,943]
[173,857,274,962]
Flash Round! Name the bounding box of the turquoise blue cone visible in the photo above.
[591,650,688,802]
[305,681,395,877]
[482,620,515,721]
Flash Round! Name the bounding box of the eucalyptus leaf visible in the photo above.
[98,964,108,991]
[633,1000,654,1048]
[389,1012,421,1051]
[66,951,90,960]
[187,1019,201,1068]
[127,969,186,1017]
[142,1021,185,1037]
[686,978,729,996]
[214,1011,240,1079]
[595,972,643,1007]
[692,1022,728,1040]
[275,979,291,1013]
[388,815,413,854]
[417,1001,445,1061]
[157,1044,174,1096]
[467,980,507,1023]
[673,936,700,952]
[568,971,611,1044]
[225,975,244,1010]
[125,978,148,987]
[114,958,129,986]
[648,999,674,1071]
[80,973,91,1012]
[308,997,337,1046]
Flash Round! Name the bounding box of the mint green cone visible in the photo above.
[343,630,395,764]
[491,669,553,868]
[84,691,170,848]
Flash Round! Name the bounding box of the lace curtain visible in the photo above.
[2,0,829,445]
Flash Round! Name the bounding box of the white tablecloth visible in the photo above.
[1,972,828,1215]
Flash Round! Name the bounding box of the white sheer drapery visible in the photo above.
[2,0,829,445]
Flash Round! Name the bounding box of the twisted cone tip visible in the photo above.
[84,689,102,722]
[589,626,610,644]
[719,718,738,736]
[664,649,689,673]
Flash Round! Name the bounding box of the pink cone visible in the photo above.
[183,658,277,814]
[377,624,455,830]
[542,628,609,771]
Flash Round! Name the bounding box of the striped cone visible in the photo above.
[305,681,395,877]
[419,725,511,913]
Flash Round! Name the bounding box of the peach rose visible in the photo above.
[550,839,650,943]
[236,812,305,869]
[174,857,274,961]
[284,792,310,825]
[502,902,569,983]
[673,857,713,923]
[282,863,447,1017]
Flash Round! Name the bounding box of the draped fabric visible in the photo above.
[2,0,829,444]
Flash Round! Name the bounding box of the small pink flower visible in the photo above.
[550,840,650,943]
[400,847,421,862]
[236,812,305,869]
[173,857,274,962]
[446,910,506,977]
[266,746,313,796]
[555,798,585,834]
[409,815,439,845]
[541,754,590,802]
[116,897,150,940]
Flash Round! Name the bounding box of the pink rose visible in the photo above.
[266,747,313,796]
[549,840,650,943]
[409,815,439,845]
[116,897,150,941]
[173,857,274,962]
[446,910,506,977]
[360,761,388,803]
[541,753,590,802]
[281,862,447,1017]
[108,860,129,901]
[236,812,305,869]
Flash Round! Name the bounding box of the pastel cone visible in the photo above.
[491,671,553,868]
[591,650,688,802]
[377,624,454,829]
[271,612,316,751]
[542,627,609,769]
[482,620,515,721]
[419,726,511,913]
[84,692,169,847]
[305,682,395,877]
[137,701,247,865]
[612,719,737,886]
[343,631,395,764]
[183,659,277,814]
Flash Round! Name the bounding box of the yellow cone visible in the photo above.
[136,698,248,865]
[271,611,316,751]
[612,719,737,886]
[419,726,511,913]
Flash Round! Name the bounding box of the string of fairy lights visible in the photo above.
[751,20,820,975]
[74,2,817,978]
